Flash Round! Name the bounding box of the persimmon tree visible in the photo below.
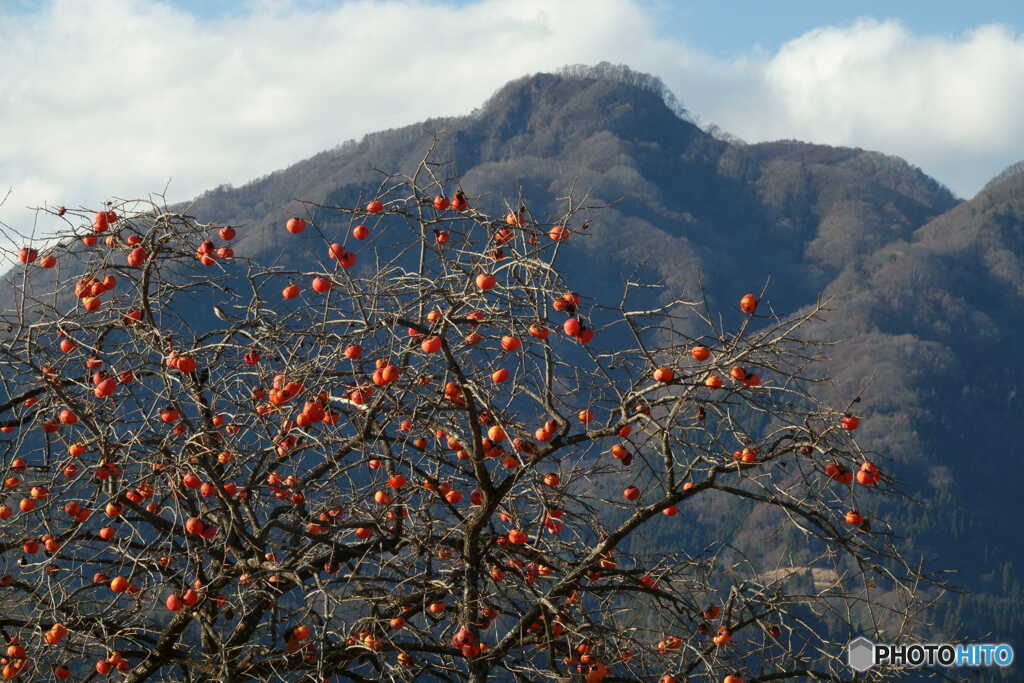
[0,152,940,682]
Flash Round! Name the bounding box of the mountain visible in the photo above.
[187,67,956,317]
[11,64,1024,673]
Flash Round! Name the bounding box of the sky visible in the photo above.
[2,0,1023,240]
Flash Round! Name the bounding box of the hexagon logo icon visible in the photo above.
[848,636,876,672]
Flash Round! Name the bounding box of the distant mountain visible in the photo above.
[15,64,1024,673]
[186,66,956,318]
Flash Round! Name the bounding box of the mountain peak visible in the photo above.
[554,62,692,120]
[471,63,704,153]
[478,63,693,121]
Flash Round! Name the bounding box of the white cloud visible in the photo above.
[2,1,1023,239]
